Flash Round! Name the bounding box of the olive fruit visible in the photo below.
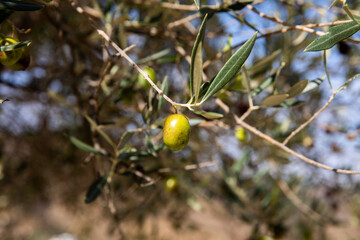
[235,127,246,142]
[138,66,156,89]
[163,114,190,151]
[165,176,178,192]
[0,37,23,66]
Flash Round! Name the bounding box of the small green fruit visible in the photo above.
[163,114,190,151]
[0,37,23,66]
[235,127,246,142]
[165,176,178,192]
[138,67,156,89]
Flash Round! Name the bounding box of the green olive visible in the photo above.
[163,114,190,151]
[235,127,246,142]
[0,37,23,66]
[138,67,156,89]
[165,176,178,192]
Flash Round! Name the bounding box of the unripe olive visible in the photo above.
[163,114,190,151]
[235,127,246,142]
[138,67,156,89]
[165,176,178,192]
[0,37,23,66]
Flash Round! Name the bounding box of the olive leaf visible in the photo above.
[262,94,289,107]
[0,40,31,51]
[287,79,308,97]
[192,109,223,119]
[200,1,253,18]
[301,76,325,94]
[137,48,171,64]
[117,131,135,151]
[70,136,105,155]
[248,49,282,77]
[201,32,257,103]
[251,73,276,97]
[279,99,303,108]
[193,0,200,9]
[305,17,360,51]
[85,173,109,204]
[157,75,168,113]
[190,14,207,103]
[188,118,205,126]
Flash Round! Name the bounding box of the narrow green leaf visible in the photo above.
[85,173,109,204]
[190,14,208,100]
[193,42,203,103]
[279,99,303,108]
[262,94,289,107]
[157,76,168,113]
[301,77,325,94]
[137,48,171,64]
[192,110,223,119]
[305,17,360,51]
[193,0,200,9]
[118,131,135,150]
[0,0,44,11]
[0,40,31,51]
[189,118,205,126]
[201,32,257,103]
[70,136,104,155]
[251,73,276,97]
[287,79,308,97]
[248,49,281,77]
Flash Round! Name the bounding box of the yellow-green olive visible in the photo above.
[138,67,156,89]
[165,176,178,192]
[163,114,190,151]
[235,127,246,142]
[0,37,23,66]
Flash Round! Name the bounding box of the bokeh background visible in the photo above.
[1,0,360,239]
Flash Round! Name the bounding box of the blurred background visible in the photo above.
[1,0,360,239]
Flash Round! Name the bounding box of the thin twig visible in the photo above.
[234,115,360,175]
[282,92,336,145]
[276,178,322,222]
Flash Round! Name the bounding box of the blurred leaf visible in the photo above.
[0,40,31,51]
[262,94,289,107]
[192,109,223,119]
[279,99,303,108]
[305,17,360,51]
[248,49,282,77]
[190,14,207,102]
[188,118,205,126]
[85,173,109,204]
[70,136,105,155]
[117,131,135,151]
[137,48,171,64]
[301,77,325,94]
[231,152,250,175]
[193,0,200,9]
[287,79,308,97]
[0,0,44,11]
[145,133,155,153]
[201,32,257,103]
[157,75,168,113]
[200,1,253,18]
[251,73,276,97]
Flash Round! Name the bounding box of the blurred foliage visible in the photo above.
[1,0,360,239]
